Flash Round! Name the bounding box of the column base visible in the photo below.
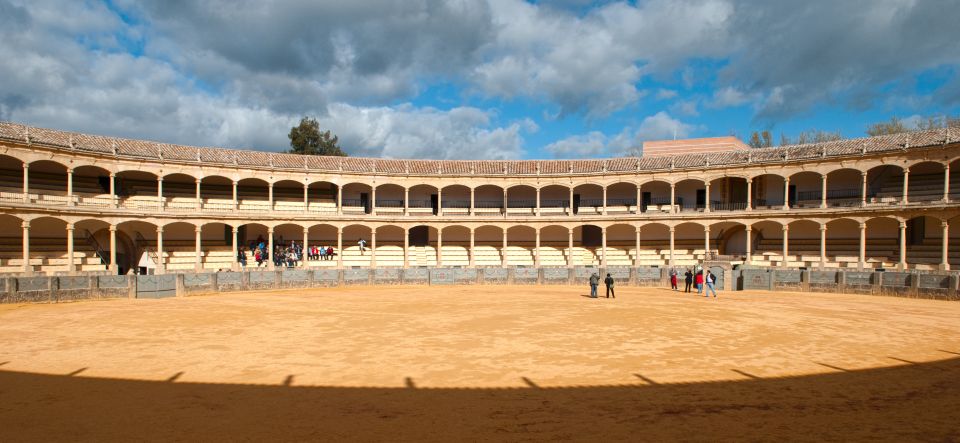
[939,263,950,271]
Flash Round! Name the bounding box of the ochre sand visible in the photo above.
[1,286,958,441]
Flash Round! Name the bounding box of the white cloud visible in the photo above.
[544,131,607,158]
[544,112,696,158]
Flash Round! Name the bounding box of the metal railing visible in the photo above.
[84,229,107,265]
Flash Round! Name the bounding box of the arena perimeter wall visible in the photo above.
[2,267,958,304]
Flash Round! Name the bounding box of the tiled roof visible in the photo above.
[1,121,956,175]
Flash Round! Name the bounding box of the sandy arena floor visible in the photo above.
[1,286,959,441]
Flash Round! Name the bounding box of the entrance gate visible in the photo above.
[136,274,176,298]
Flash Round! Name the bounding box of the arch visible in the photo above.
[236,177,270,212]
[407,184,438,216]
[864,164,904,204]
[306,180,338,214]
[750,220,785,266]
[605,223,637,266]
[198,175,234,212]
[751,174,786,209]
[824,218,860,268]
[825,168,863,207]
[539,184,571,215]
[374,183,405,215]
[473,185,505,215]
[788,171,823,208]
[438,225,470,267]
[673,178,706,212]
[407,224,439,266]
[473,225,504,267]
[341,182,374,215]
[708,177,749,211]
[638,180,672,213]
[440,184,471,215]
[342,224,373,267]
[25,160,68,202]
[375,224,406,267]
[899,215,943,269]
[907,161,947,203]
[272,180,305,213]
[784,219,823,265]
[709,221,747,256]
[506,225,537,266]
[539,224,570,267]
[304,223,338,266]
[606,182,638,214]
[572,183,603,215]
[506,184,536,214]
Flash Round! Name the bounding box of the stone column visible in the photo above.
[21,221,30,274]
[194,226,202,272]
[670,183,676,213]
[634,226,641,267]
[602,186,608,215]
[567,228,574,267]
[782,177,790,210]
[404,187,409,216]
[502,229,508,267]
[668,226,675,266]
[782,225,789,268]
[302,183,309,213]
[336,227,343,268]
[268,227,275,270]
[434,229,441,266]
[535,229,541,267]
[502,188,508,216]
[704,182,711,212]
[371,186,377,215]
[336,185,342,215]
[819,224,827,269]
[371,229,377,268]
[944,164,951,202]
[157,177,164,210]
[403,227,410,268]
[268,182,274,211]
[437,188,442,216]
[569,187,574,216]
[66,168,74,206]
[635,184,642,214]
[302,227,309,267]
[899,221,907,270]
[156,227,165,275]
[902,169,910,204]
[535,188,541,216]
[941,221,950,271]
[601,227,607,267]
[469,187,474,216]
[233,226,240,271]
[468,228,475,267]
[66,222,75,274]
[22,164,29,203]
[232,180,238,210]
[746,178,753,211]
[858,222,866,270]
[109,224,117,273]
[745,226,752,264]
[110,173,117,208]
[704,226,711,261]
[194,178,201,210]
[860,171,868,207]
[820,174,828,209]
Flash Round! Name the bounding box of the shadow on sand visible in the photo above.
[1,356,959,441]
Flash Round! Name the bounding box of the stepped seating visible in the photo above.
[0,236,107,273]
[873,173,956,203]
[754,237,898,268]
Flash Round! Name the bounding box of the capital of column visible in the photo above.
[704,226,711,233]
[67,168,73,175]
[22,164,28,170]
[859,222,866,230]
[942,221,949,229]
[782,225,789,233]
[157,227,164,234]
[21,220,30,229]
[669,226,675,233]
[158,177,164,182]
[109,225,117,232]
[899,221,906,229]
[66,223,74,231]
[194,227,202,234]
[303,227,309,234]
[233,227,240,234]
[820,225,827,232]
[232,180,238,186]
[195,178,201,184]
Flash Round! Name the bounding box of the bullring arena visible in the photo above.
[1,122,959,441]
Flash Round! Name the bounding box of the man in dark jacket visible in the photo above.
[604,273,615,298]
[589,272,599,298]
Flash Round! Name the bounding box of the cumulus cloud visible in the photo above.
[544,112,696,158]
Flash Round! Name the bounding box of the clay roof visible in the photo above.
[0,121,956,176]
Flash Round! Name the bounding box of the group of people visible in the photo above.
[669,267,718,297]
[235,235,337,268]
[587,272,616,298]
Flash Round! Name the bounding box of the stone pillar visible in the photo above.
[232,180,238,210]
[502,188,508,216]
[746,178,753,211]
[371,186,377,215]
[21,221,30,273]
[110,173,117,208]
[404,227,410,268]
[704,182,711,212]
[858,222,866,270]
[66,168,74,206]
[66,222,75,274]
[782,225,789,268]
[668,226,675,266]
[634,227,641,267]
[782,177,790,210]
[820,174,828,209]
[567,228,574,267]
[601,227,607,267]
[336,185,342,215]
[469,228,475,267]
[434,229,440,266]
[109,224,117,273]
[535,229,541,267]
[404,187,409,216]
[157,177,164,210]
[437,188,442,216]
[502,229,508,267]
[336,227,343,268]
[819,224,827,269]
[371,229,377,268]
[268,182,274,211]
[902,169,909,204]
[22,164,29,203]
[303,183,309,213]
[268,227,275,270]
[569,187,574,216]
[941,221,950,271]
[899,221,907,271]
[944,164,951,202]
[860,171,868,207]
[704,226,711,261]
[602,186,608,215]
[635,184,642,214]
[745,226,752,264]
[302,228,309,267]
[233,227,240,271]
[469,187,474,216]
[194,178,201,210]
[194,226,202,272]
[535,188,541,216]
[670,183,676,213]
[156,227,164,275]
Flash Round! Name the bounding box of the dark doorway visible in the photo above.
[360,193,370,214]
[641,192,651,212]
[788,185,797,207]
[581,225,602,247]
[906,218,925,245]
[409,226,429,246]
[430,194,438,215]
[573,194,581,214]
[696,189,706,209]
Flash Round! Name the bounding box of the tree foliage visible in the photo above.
[866,115,960,137]
[288,117,346,156]
[747,130,773,149]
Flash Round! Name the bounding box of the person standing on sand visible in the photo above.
[684,269,693,293]
[604,273,615,298]
[704,270,718,298]
[695,270,704,294]
[589,272,599,298]
[670,268,678,291]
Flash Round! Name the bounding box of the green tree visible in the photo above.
[288,117,346,156]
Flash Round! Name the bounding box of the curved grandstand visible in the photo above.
[1,121,959,276]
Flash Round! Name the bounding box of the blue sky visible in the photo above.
[1,0,959,160]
